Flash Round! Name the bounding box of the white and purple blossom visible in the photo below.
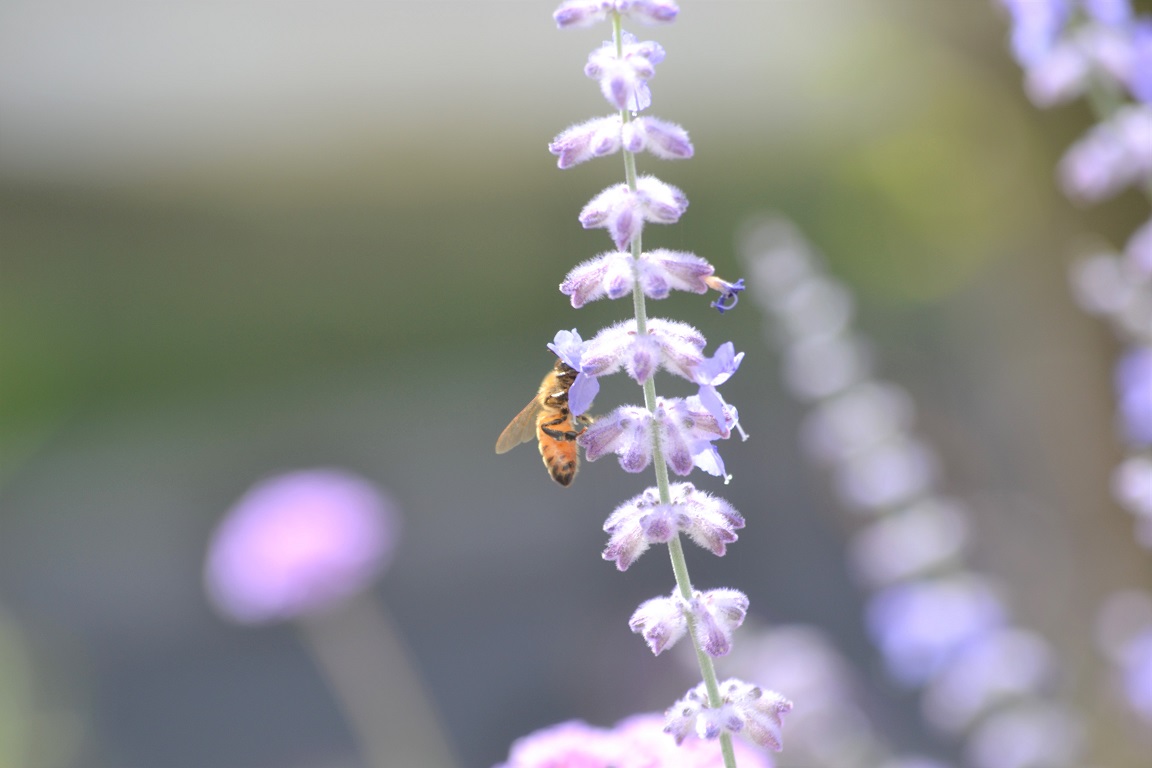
[629,587,748,657]
[665,680,793,751]
[584,33,665,111]
[1059,104,1152,202]
[553,0,680,31]
[602,482,745,570]
[546,328,599,416]
[582,317,706,382]
[579,175,688,250]
[548,114,693,169]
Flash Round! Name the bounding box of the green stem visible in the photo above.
[611,11,737,768]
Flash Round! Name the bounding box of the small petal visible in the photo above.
[690,588,749,657]
[630,591,689,655]
[579,177,688,250]
[549,115,623,168]
[579,405,654,472]
[584,34,664,111]
[631,115,694,159]
[559,252,633,308]
[642,249,714,294]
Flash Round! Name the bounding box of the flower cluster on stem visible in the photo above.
[523,3,792,765]
[996,0,1152,733]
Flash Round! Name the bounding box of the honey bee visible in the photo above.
[495,358,592,486]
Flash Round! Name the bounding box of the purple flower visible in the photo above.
[579,175,688,250]
[1059,105,1152,202]
[548,115,691,169]
[997,0,1071,66]
[849,497,970,588]
[963,702,1084,768]
[582,317,706,383]
[866,575,1006,685]
[579,396,733,477]
[560,249,715,307]
[553,1,680,30]
[1126,216,1152,274]
[546,328,599,416]
[602,482,745,570]
[1116,345,1152,446]
[204,469,398,624]
[584,33,665,111]
[665,679,793,751]
[1130,19,1152,103]
[691,342,745,426]
[629,587,748,657]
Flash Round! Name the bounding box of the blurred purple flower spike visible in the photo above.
[205,469,399,624]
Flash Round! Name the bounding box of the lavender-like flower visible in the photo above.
[495,4,792,765]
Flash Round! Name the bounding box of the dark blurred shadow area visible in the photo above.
[2,2,1150,767]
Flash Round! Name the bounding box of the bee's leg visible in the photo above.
[540,421,582,442]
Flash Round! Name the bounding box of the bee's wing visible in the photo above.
[495,398,542,453]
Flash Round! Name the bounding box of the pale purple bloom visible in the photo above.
[559,249,714,307]
[1059,104,1152,202]
[997,0,1071,66]
[691,342,745,427]
[547,328,599,416]
[630,590,689,655]
[579,175,688,250]
[602,482,744,570]
[849,497,969,588]
[580,396,732,476]
[832,435,938,512]
[582,317,706,383]
[630,115,694,159]
[585,33,665,112]
[1111,454,1152,518]
[549,115,625,169]
[782,333,873,402]
[204,469,398,624]
[553,0,679,30]
[867,576,1006,685]
[665,679,792,751]
[1118,627,1152,722]
[963,702,1084,768]
[1126,216,1152,273]
[922,629,1054,733]
[1130,19,1152,103]
[1084,0,1133,27]
[1116,345,1152,445]
[611,713,774,768]
[548,114,692,168]
[800,381,914,466]
[631,587,747,657]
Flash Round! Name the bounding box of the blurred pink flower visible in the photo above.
[496,713,774,768]
[204,469,399,624]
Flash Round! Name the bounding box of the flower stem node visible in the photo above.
[665,679,793,751]
[603,482,745,570]
[629,587,749,657]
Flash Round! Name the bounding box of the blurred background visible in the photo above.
[2,1,1150,767]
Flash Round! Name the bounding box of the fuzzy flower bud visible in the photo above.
[560,249,715,307]
[585,33,665,111]
[579,396,733,477]
[553,1,679,30]
[579,175,688,250]
[602,482,745,570]
[665,679,793,751]
[629,587,748,657]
